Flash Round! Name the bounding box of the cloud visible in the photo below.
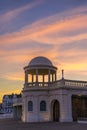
[0,0,44,24]
[59,39,87,51]
[3,72,24,81]
[0,2,87,103]
[0,5,87,75]
[0,5,87,47]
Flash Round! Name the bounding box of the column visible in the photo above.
[55,72,57,81]
[48,70,50,83]
[52,74,54,82]
[36,69,38,82]
[60,92,73,122]
[32,75,34,83]
[62,69,64,79]
[43,74,45,83]
[25,71,28,83]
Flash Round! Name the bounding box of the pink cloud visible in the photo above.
[0,5,87,47]
[0,5,87,101]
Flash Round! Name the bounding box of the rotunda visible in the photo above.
[22,56,77,123]
[22,56,58,122]
[16,56,87,123]
[24,56,57,88]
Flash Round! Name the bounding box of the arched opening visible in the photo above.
[72,95,87,121]
[52,100,60,121]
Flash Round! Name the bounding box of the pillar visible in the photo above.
[48,70,50,83]
[25,71,28,83]
[59,92,73,122]
[55,72,57,81]
[43,75,45,83]
[36,69,38,82]
[62,69,64,79]
[32,75,34,83]
[52,74,54,82]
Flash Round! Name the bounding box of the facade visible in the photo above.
[2,94,21,114]
[2,94,14,114]
[13,94,22,119]
[17,56,87,122]
[0,103,2,114]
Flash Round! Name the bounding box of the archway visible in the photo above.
[52,100,60,121]
[72,95,87,121]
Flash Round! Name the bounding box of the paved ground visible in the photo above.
[0,119,87,130]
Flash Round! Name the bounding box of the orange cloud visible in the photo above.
[28,14,87,44]
[3,72,24,81]
[0,10,87,46]
[0,5,87,101]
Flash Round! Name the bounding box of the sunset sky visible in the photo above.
[0,0,87,102]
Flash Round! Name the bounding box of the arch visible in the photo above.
[51,100,60,121]
[28,101,33,111]
[72,95,87,121]
[40,101,46,111]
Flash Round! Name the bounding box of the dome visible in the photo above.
[28,56,53,66]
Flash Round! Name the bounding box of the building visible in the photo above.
[2,94,21,114]
[14,56,87,122]
[13,94,22,119]
[0,103,2,114]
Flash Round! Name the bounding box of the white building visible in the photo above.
[2,94,21,114]
[2,94,15,114]
[14,56,87,122]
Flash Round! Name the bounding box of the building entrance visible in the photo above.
[53,100,59,121]
[72,95,87,121]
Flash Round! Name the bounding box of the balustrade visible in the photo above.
[24,79,87,89]
[65,80,87,87]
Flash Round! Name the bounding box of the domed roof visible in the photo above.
[28,56,53,66]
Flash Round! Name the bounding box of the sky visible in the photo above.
[0,0,87,102]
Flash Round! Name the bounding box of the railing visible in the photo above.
[24,82,49,88]
[24,79,87,89]
[64,79,87,87]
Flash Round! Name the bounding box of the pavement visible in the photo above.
[0,119,87,130]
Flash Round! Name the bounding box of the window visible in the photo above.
[40,101,46,111]
[28,101,33,111]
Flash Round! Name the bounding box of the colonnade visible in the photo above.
[25,69,57,83]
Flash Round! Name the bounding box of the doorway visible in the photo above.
[53,100,60,121]
[72,95,87,121]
